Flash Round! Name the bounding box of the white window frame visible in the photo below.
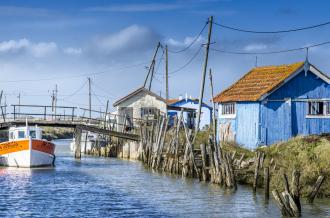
[219,103,236,119]
[306,100,330,119]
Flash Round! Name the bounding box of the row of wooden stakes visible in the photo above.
[137,113,325,217]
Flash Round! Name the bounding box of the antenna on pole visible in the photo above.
[304,47,310,76]
[165,44,169,113]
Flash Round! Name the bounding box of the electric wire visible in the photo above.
[58,80,88,100]
[212,21,330,34]
[0,61,151,83]
[168,45,203,75]
[166,21,208,53]
[209,40,330,55]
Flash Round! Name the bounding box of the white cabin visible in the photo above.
[8,126,43,141]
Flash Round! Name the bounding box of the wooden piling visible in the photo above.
[200,143,208,181]
[253,151,261,192]
[308,175,325,203]
[74,127,82,159]
[291,170,301,215]
[264,166,270,199]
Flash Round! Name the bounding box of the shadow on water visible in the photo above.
[0,139,329,217]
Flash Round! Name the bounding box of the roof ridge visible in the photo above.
[213,61,305,103]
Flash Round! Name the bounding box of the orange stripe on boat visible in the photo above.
[0,140,29,155]
[32,140,55,155]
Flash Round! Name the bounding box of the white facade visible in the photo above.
[113,88,167,131]
[115,92,167,119]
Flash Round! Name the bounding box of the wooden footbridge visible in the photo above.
[0,104,143,158]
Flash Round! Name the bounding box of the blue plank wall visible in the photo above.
[219,102,260,149]
[236,102,260,149]
[260,69,330,145]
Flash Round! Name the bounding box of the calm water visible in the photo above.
[0,139,329,218]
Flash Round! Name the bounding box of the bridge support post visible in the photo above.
[74,127,82,159]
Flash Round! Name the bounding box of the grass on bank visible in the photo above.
[219,134,330,198]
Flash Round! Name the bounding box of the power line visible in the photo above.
[168,45,203,75]
[154,49,165,75]
[0,61,151,83]
[212,20,330,34]
[58,80,88,100]
[91,82,118,98]
[209,41,330,55]
[167,21,208,53]
[92,92,105,107]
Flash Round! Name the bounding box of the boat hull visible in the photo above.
[0,139,55,168]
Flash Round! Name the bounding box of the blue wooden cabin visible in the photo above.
[213,62,330,149]
[167,97,212,129]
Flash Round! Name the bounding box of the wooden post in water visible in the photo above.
[272,170,302,217]
[264,166,270,199]
[74,127,82,159]
[253,151,261,192]
[291,170,301,216]
[200,143,208,181]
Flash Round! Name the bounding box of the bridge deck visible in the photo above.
[0,120,140,141]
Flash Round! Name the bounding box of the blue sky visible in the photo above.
[0,0,330,111]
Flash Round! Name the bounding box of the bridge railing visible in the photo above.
[0,104,151,136]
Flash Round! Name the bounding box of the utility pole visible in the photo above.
[18,92,21,118]
[51,90,55,120]
[104,100,109,129]
[209,69,222,158]
[165,45,169,113]
[88,77,92,122]
[4,94,6,119]
[194,16,213,136]
[55,84,58,117]
[143,42,161,90]
[0,90,4,121]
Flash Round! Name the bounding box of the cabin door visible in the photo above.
[262,99,292,145]
[118,107,133,132]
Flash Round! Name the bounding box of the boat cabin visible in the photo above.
[8,126,43,141]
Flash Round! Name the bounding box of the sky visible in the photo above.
[1,0,330,113]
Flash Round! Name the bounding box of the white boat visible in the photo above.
[70,132,106,153]
[0,125,56,167]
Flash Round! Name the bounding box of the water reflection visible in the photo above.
[0,139,328,217]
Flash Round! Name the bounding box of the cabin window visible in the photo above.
[30,131,36,139]
[141,107,159,117]
[307,101,330,116]
[222,103,235,115]
[326,102,330,115]
[18,131,25,139]
[308,101,323,115]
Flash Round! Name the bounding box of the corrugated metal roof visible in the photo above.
[213,62,305,103]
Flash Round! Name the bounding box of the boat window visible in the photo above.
[9,132,14,140]
[30,131,36,138]
[18,131,25,139]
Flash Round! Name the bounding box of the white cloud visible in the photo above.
[89,25,159,56]
[166,35,205,47]
[244,43,268,51]
[63,47,83,55]
[0,38,57,57]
